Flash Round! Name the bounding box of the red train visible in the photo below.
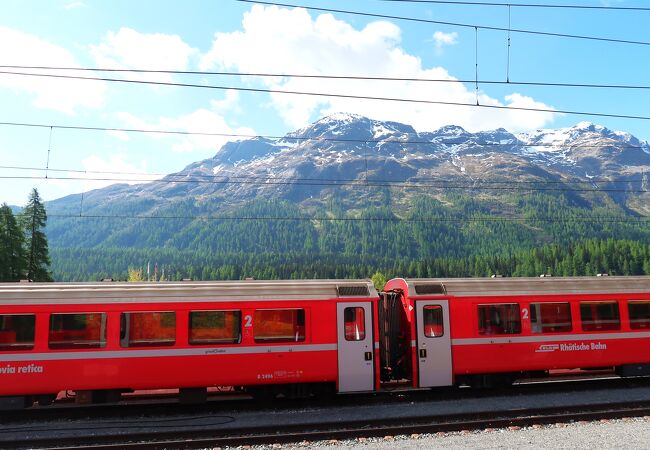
[1,276,650,408]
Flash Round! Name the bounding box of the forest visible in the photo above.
[44,191,650,282]
[50,239,650,282]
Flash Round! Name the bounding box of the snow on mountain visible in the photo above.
[46,114,650,218]
[517,122,648,150]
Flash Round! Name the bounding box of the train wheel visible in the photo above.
[179,387,207,404]
[247,386,277,402]
[312,382,336,400]
[36,394,57,406]
[0,396,32,410]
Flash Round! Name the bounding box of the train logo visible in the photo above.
[535,344,560,353]
[535,342,608,353]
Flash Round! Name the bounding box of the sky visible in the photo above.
[0,0,649,206]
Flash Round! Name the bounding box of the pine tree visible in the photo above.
[0,203,26,281]
[21,188,52,282]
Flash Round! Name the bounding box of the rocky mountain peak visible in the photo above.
[286,113,417,142]
[47,114,650,221]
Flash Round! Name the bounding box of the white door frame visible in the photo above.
[336,302,375,393]
[415,300,453,387]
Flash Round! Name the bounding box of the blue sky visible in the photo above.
[1,0,649,205]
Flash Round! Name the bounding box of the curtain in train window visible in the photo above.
[580,302,620,331]
[120,312,176,347]
[49,313,107,349]
[344,307,366,341]
[189,310,241,344]
[0,314,35,351]
[254,309,305,343]
[478,304,521,335]
[628,301,650,330]
[423,305,444,337]
[530,302,572,333]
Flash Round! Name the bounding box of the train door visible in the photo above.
[415,300,453,387]
[336,302,374,392]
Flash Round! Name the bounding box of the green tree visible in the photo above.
[0,203,26,281]
[127,267,144,282]
[21,189,52,282]
[371,271,387,291]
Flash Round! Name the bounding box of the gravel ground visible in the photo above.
[221,417,650,450]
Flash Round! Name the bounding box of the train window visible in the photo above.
[344,307,366,341]
[530,303,572,333]
[254,309,305,343]
[189,310,241,345]
[423,305,444,337]
[478,304,521,335]
[49,313,107,349]
[580,302,620,331]
[120,312,176,347]
[628,301,650,330]
[0,314,35,351]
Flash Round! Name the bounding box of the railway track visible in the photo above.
[4,381,650,449]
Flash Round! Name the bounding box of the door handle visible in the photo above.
[419,349,427,358]
[364,352,373,361]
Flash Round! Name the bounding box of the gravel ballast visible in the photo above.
[236,417,650,450]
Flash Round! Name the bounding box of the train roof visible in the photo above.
[0,279,378,305]
[387,276,650,298]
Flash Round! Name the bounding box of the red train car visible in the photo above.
[382,276,650,389]
[3,275,650,408]
[0,280,378,406]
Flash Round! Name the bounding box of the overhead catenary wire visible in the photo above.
[3,71,650,122]
[2,164,648,188]
[3,66,650,91]
[235,0,650,47]
[43,212,650,224]
[3,164,648,185]
[2,173,648,194]
[376,0,650,12]
[1,120,647,150]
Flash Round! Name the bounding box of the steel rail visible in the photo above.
[8,400,650,449]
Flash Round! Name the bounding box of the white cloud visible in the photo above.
[80,154,158,191]
[90,28,198,83]
[210,89,241,113]
[433,31,458,53]
[115,109,256,154]
[200,5,557,133]
[0,26,105,114]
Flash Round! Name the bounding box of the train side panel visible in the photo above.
[0,299,342,396]
[450,293,650,375]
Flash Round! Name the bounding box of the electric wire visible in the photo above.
[3,66,650,91]
[0,121,647,151]
[376,0,650,11]
[2,164,647,186]
[42,212,650,225]
[235,0,650,47]
[3,71,650,121]
[2,173,648,193]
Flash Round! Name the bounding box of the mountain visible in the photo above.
[44,114,650,280]
[49,113,650,212]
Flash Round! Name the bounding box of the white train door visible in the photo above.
[415,300,453,387]
[336,302,374,392]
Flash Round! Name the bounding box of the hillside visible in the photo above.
[44,114,650,280]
